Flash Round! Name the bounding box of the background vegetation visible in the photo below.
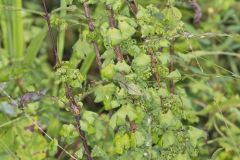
[0,0,240,159]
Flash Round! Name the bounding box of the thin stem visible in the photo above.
[169,43,175,94]
[150,53,160,87]
[25,113,78,160]
[126,1,160,86]
[64,84,93,160]
[41,0,60,65]
[124,0,139,132]
[105,4,124,62]
[41,1,92,159]
[126,0,138,17]
[83,2,102,67]
[188,0,202,24]
[57,0,66,60]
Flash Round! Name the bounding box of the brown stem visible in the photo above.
[150,53,160,87]
[130,121,137,133]
[41,0,60,65]
[83,2,102,67]
[126,0,138,17]
[105,4,124,62]
[65,84,93,160]
[41,1,92,159]
[188,0,202,24]
[126,116,137,133]
[127,1,160,87]
[57,144,68,160]
[169,43,175,94]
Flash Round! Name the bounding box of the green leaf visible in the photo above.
[114,61,131,73]
[141,25,155,37]
[101,64,115,80]
[188,126,206,147]
[110,104,137,129]
[120,82,142,96]
[160,110,182,128]
[105,0,123,11]
[119,21,136,40]
[80,120,95,134]
[92,145,107,157]
[130,132,137,148]
[82,111,97,124]
[161,131,176,148]
[114,133,130,154]
[75,148,84,159]
[94,83,116,103]
[48,139,58,156]
[87,0,99,4]
[47,117,61,137]
[162,6,182,22]
[174,153,191,160]
[65,0,73,5]
[107,28,122,45]
[135,131,145,147]
[60,124,78,144]
[132,54,151,67]
[167,69,181,80]
[116,104,137,125]
[72,40,93,60]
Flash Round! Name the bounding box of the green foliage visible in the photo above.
[0,0,240,160]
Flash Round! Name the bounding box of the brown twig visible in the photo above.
[41,1,92,159]
[188,0,202,24]
[126,116,137,133]
[169,43,175,94]
[83,2,102,67]
[57,144,68,160]
[150,53,161,87]
[41,0,60,65]
[126,0,138,17]
[126,1,160,86]
[105,4,124,62]
[65,84,92,160]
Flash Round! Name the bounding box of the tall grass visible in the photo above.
[57,0,66,60]
[0,0,24,59]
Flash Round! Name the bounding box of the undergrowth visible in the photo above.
[0,0,240,160]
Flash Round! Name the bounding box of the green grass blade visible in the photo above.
[80,53,96,76]
[57,0,67,60]
[0,0,24,59]
[25,26,48,64]
[0,1,13,60]
[12,0,24,58]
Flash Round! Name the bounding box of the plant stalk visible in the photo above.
[169,43,175,94]
[126,0,138,17]
[83,2,102,67]
[126,1,160,86]
[105,4,124,62]
[188,0,202,24]
[151,53,161,87]
[65,84,93,160]
[42,0,60,65]
[41,1,92,159]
